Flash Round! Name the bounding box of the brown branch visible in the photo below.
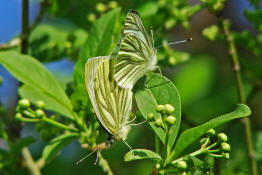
[220,18,258,175]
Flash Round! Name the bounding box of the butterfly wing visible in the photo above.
[114,10,156,89]
[85,56,133,139]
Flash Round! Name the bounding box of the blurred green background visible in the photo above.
[0,0,262,174]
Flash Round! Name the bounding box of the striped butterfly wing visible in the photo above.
[85,57,133,140]
[114,9,157,89]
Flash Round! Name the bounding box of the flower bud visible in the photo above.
[18,99,30,109]
[35,100,45,109]
[176,160,187,170]
[165,115,176,125]
[222,152,230,159]
[155,118,163,127]
[15,113,23,121]
[220,142,230,152]
[147,113,154,121]
[156,105,165,113]
[155,163,161,169]
[206,128,216,137]
[165,104,175,114]
[108,1,118,9]
[96,3,106,12]
[168,57,176,66]
[217,133,228,142]
[87,13,96,22]
[35,109,45,118]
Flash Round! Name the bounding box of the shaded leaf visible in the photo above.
[42,133,78,164]
[124,149,162,162]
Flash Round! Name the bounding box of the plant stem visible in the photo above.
[163,127,171,165]
[42,117,79,132]
[22,147,41,175]
[21,0,29,54]
[20,1,42,175]
[220,18,258,175]
[155,134,160,154]
[98,154,114,175]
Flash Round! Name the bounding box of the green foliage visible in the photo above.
[74,8,120,85]
[0,51,74,119]
[171,104,250,158]
[42,133,78,164]
[0,0,261,175]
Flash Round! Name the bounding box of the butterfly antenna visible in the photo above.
[122,139,132,151]
[129,120,146,126]
[156,38,192,49]
[151,26,154,48]
[76,150,97,165]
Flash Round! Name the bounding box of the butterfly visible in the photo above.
[113,9,158,89]
[85,56,133,143]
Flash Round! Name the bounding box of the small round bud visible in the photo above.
[147,113,154,121]
[220,142,230,152]
[165,104,175,114]
[96,3,106,12]
[87,13,96,22]
[165,115,176,125]
[222,152,230,159]
[168,57,176,65]
[35,109,45,118]
[217,133,228,142]
[176,160,187,170]
[156,105,165,113]
[18,99,30,109]
[108,1,118,9]
[35,100,45,109]
[155,118,163,127]
[15,113,23,121]
[155,163,161,169]
[206,128,216,137]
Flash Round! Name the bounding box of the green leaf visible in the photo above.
[170,104,251,160]
[74,8,120,85]
[124,149,162,162]
[138,2,158,17]
[42,133,78,164]
[135,73,181,148]
[11,137,35,155]
[19,85,73,118]
[0,51,74,120]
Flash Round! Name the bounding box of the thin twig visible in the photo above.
[29,0,49,33]
[21,148,41,175]
[98,154,114,175]
[220,18,258,175]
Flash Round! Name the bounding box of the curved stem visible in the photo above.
[220,18,258,175]
[98,154,114,175]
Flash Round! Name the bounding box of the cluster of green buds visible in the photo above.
[147,104,176,133]
[87,1,118,23]
[15,99,46,122]
[15,99,78,140]
[200,129,231,159]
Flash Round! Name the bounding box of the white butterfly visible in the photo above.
[85,56,133,142]
[113,9,158,89]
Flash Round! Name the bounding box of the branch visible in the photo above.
[220,18,258,175]
[22,147,41,175]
